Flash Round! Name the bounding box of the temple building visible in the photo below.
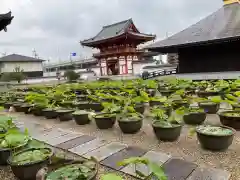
[81,19,156,76]
[0,11,14,32]
[147,0,240,74]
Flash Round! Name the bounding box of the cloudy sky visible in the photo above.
[0,0,222,62]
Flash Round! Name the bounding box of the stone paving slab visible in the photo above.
[162,158,197,180]
[56,135,95,149]
[120,150,171,177]
[100,146,147,171]
[46,133,82,146]
[187,167,231,180]
[84,142,128,161]
[15,114,231,180]
[36,129,69,142]
[69,138,108,155]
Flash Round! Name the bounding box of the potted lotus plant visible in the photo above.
[0,128,30,165]
[72,110,93,125]
[190,125,235,151]
[117,103,143,134]
[93,102,120,129]
[197,96,222,114]
[151,108,184,141]
[183,107,206,125]
[8,147,53,180]
[37,157,98,180]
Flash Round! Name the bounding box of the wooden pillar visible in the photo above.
[99,59,102,76]
[125,55,128,74]
[132,55,134,74]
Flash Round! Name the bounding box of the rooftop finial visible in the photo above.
[223,0,239,5]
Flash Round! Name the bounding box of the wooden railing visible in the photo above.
[142,68,177,80]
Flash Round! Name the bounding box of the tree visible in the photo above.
[10,66,26,83]
[64,70,79,82]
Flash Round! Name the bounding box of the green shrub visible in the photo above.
[64,70,79,82]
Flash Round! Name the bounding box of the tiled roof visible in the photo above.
[0,54,45,62]
[148,3,240,50]
[0,11,14,32]
[81,19,155,46]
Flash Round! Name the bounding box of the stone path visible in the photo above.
[14,120,231,180]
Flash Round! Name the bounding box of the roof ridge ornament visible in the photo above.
[223,0,239,5]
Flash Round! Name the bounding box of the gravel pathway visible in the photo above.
[9,112,240,180]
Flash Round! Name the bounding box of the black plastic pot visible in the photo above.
[135,104,145,114]
[88,103,104,112]
[149,101,163,107]
[56,110,74,121]
[21,104,33,114]
[152,122,182,142]
[94,114,116,129]
[3,102,13,110]
[8,148,53,180]
[218,111,240,130]
[13,103,23,112]
[172,100,189,110]
[198,102,220,114]
[118,119,142,134]
[32,106,45,116]
[0,143,27,165]
[159,90,175,97]
[183,112,206,125]
[43,109,58,119]
[197,91,219,98]
[146,89,156,97]
[231,104,240,110]
[196,126,235,151]
[75,101,90,110]
[73,113,90,125]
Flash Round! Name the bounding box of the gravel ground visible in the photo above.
[7,112,240,180]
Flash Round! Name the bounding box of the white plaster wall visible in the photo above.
[43,67,101,77]
[91,67,101,76]
[1,62,43,73]
[133,62,156,75]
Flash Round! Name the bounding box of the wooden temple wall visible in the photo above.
[178,40,240,73]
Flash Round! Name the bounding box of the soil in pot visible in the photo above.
[72,110,91,125]
[196,125,235,151]
[56,109,74,121]
[218,111,240,130]
[198,101,220,114]
[152,121,182,142]
[118,118,143,134]
[183,112,206,125]
[94,113,116,129]
[43,108,58,119]
[8,148,53,180]
[43,160,98,180]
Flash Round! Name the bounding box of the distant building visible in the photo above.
[81,19,156,76]
[148,0,240,74]
[0,54,45,77]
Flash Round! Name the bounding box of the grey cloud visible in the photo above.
[0,0,223,61]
